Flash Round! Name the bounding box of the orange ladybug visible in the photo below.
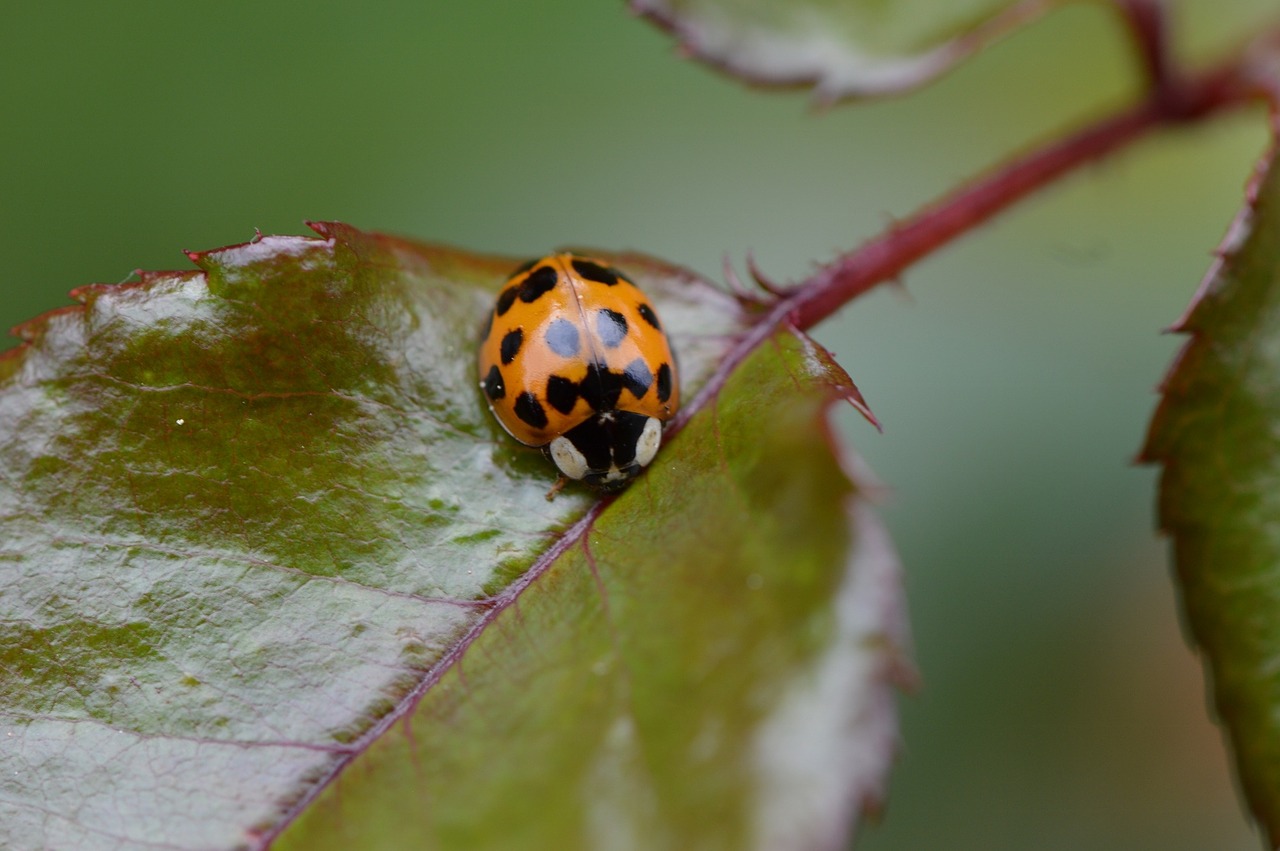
[478,254,679,490]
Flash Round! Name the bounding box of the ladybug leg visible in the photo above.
[544,474,569,501]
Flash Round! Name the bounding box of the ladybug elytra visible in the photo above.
[478,253,679,490]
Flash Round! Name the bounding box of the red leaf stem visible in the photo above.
[783,58,1253,335]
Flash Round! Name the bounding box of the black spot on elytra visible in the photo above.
[656,363,672,403]
[579,362,623,412]
[514,392,548,429]
[637,302,661,331]
[546,375,579,414]
[622,358,652,398]
[519,266,559,303]
[596,309,628,348]
[571,258,619,286]
[496,286,519,317]
[500,328,523,365]
[545,318,580,358]
[483,365,505,400]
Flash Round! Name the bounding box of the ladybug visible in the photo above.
[478,253,680,490]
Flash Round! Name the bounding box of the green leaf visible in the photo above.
[631,0,1059,100]
[270,327,908,850]
[1143,148,1280,842]
[0,224,908,848]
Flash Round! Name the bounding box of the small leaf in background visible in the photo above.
[0,223,908,849]
[630,0,1059,100]
[1143,146,1280,843]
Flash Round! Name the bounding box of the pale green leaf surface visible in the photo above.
[273,327,908,850]
[631,0,1060,98]
[0,224,907,849]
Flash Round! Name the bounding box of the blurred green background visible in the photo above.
[2,2,1270,848]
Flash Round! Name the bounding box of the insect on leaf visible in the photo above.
[0,223,909,850]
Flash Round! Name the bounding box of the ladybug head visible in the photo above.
[545,411,663,490]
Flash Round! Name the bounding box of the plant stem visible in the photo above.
[669,53,1254,437]
[1117,0,1179,106]
[786,60,1251,334]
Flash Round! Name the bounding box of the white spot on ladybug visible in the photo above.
[634,417,662,468]
[549,436,590,481]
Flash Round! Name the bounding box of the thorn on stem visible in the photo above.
[746,251,791,297]
[721,255,753,300]
[884,276,913,303]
